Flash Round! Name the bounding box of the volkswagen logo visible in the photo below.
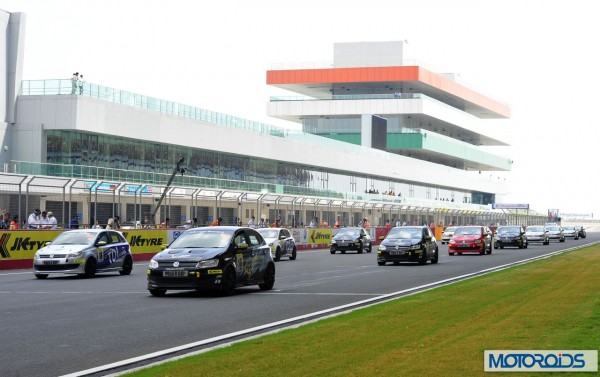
[173,261,179,267]
[50,254,54,258]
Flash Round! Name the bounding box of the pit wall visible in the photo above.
[0,226,446,270]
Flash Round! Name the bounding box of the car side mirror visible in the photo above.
[45,241,51,246]
[96,241,107,246]
[160,244,167,250]
[379,236,385,240]
[280,235,286,240]
[236,243,249,250]
[425,235,432,241]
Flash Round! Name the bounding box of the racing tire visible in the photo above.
[479,246,485,255]
[518,242,524,249]
[367,245,372,253]
[83,258,96,278]
[220,267,236,296]
[524,242,528,249]
[341,250,346,254]
[487,243,492,254]
[500,245,504,249]
[377,261,386,266]
[560,238,565,242]
[358,242,363,254]
[431,249,439,264]
[259,263,275,291]
[119,255,133,275]
[274,248,281,262]
[449,252,455,256]
[543,239,549,245]
[330,249,336,254]
[290,247,297,260]
[575,236,579,240]
[418,248,427,265]
[35,274,48,279]
[149,289,166,297]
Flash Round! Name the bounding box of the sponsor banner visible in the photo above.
[308,229,332,245]
[492,203,530,210]
[0,230,63,259]
[120,230,168,254]
[485,350,598,372]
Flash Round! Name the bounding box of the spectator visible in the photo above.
[334,217,341,228]
[47,212,58,229]
[248,216,256,228]
[161,217,170,228]
[10,215,19,230]
[78,74,85,95]
[69,217,80,229]
[113,216,121,229]
[385,220,391,229]
[210,217,222,226]
[27,209,41,229]
[0,212,9,229]
[92,219,102,229]
[309,217,318,228]
[71,72,79,94]
[258,218,266,228]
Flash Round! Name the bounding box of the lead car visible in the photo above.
[147,226,275,296]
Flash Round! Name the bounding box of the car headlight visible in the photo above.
[66,250,83,258]
[378,244,387,251]
[196,259,219,268]
[409,244,421,250]
[449,240,456,245]
[268,242,275,247]
[148,259,159,269]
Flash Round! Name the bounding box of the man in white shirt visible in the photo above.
[47,212,58,229]
[247,216,256,228]
[27,209,41,229]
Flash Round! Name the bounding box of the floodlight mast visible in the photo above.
[151,157,185,222]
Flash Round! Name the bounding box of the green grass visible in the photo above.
[125,245,600,377]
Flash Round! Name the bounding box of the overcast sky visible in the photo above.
[5,0,600,219]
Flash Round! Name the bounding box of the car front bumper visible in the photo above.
[147,268,223,291]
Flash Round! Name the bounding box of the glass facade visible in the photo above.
[45,130,482,203]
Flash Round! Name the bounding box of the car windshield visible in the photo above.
[547,226,560,231]
[336,229,360,237]
[454,227,481,235]
[527,226,544,232]
[51,231,97,245]
[498,227,521,234]
[563,226,575,231]
[257,229,278,238]
[386,227,422,239]
[443,227,458,233]
[169,230,233,248]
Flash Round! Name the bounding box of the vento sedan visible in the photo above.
[256,227,297,261]
[525,225,550,245]
[377,226,439,265]
[330,227,372,254]
[147,226,275,296]
[562,226,579,240]
[33,229,133,279]
[448,226,492,255]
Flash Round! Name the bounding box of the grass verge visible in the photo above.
[125,245,600,377]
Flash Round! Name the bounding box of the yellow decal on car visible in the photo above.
[207,269,223,274]
[72,259,85,263]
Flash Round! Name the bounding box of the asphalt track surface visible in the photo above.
[1,230,598,377]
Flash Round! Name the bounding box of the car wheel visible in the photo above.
[330,249,336,254]
[560,238,565,242]
[35,274,48,279]
[367,244,372,253]
[500,245,504,249]
[543,239,549,245]
[431,248,439,264]
[449,252,455,256]
[290,247,297,260]
[479,246,485,255]
[149,289,166,297]
[377,261,386,266]
[418,248,427,265]
[259,263,275,291]
[524,241,528,249]
[358,242,363,254]
[274,248,281,262]
[487,243,492,254]
[119,255,133,275]
[221,267,236,296]
[83,258,96,278]
[393,261,400,265]
[341,250,346,254]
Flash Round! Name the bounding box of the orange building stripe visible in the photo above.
[266,66,510,118]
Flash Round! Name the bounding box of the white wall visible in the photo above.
[15,94,509,196]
